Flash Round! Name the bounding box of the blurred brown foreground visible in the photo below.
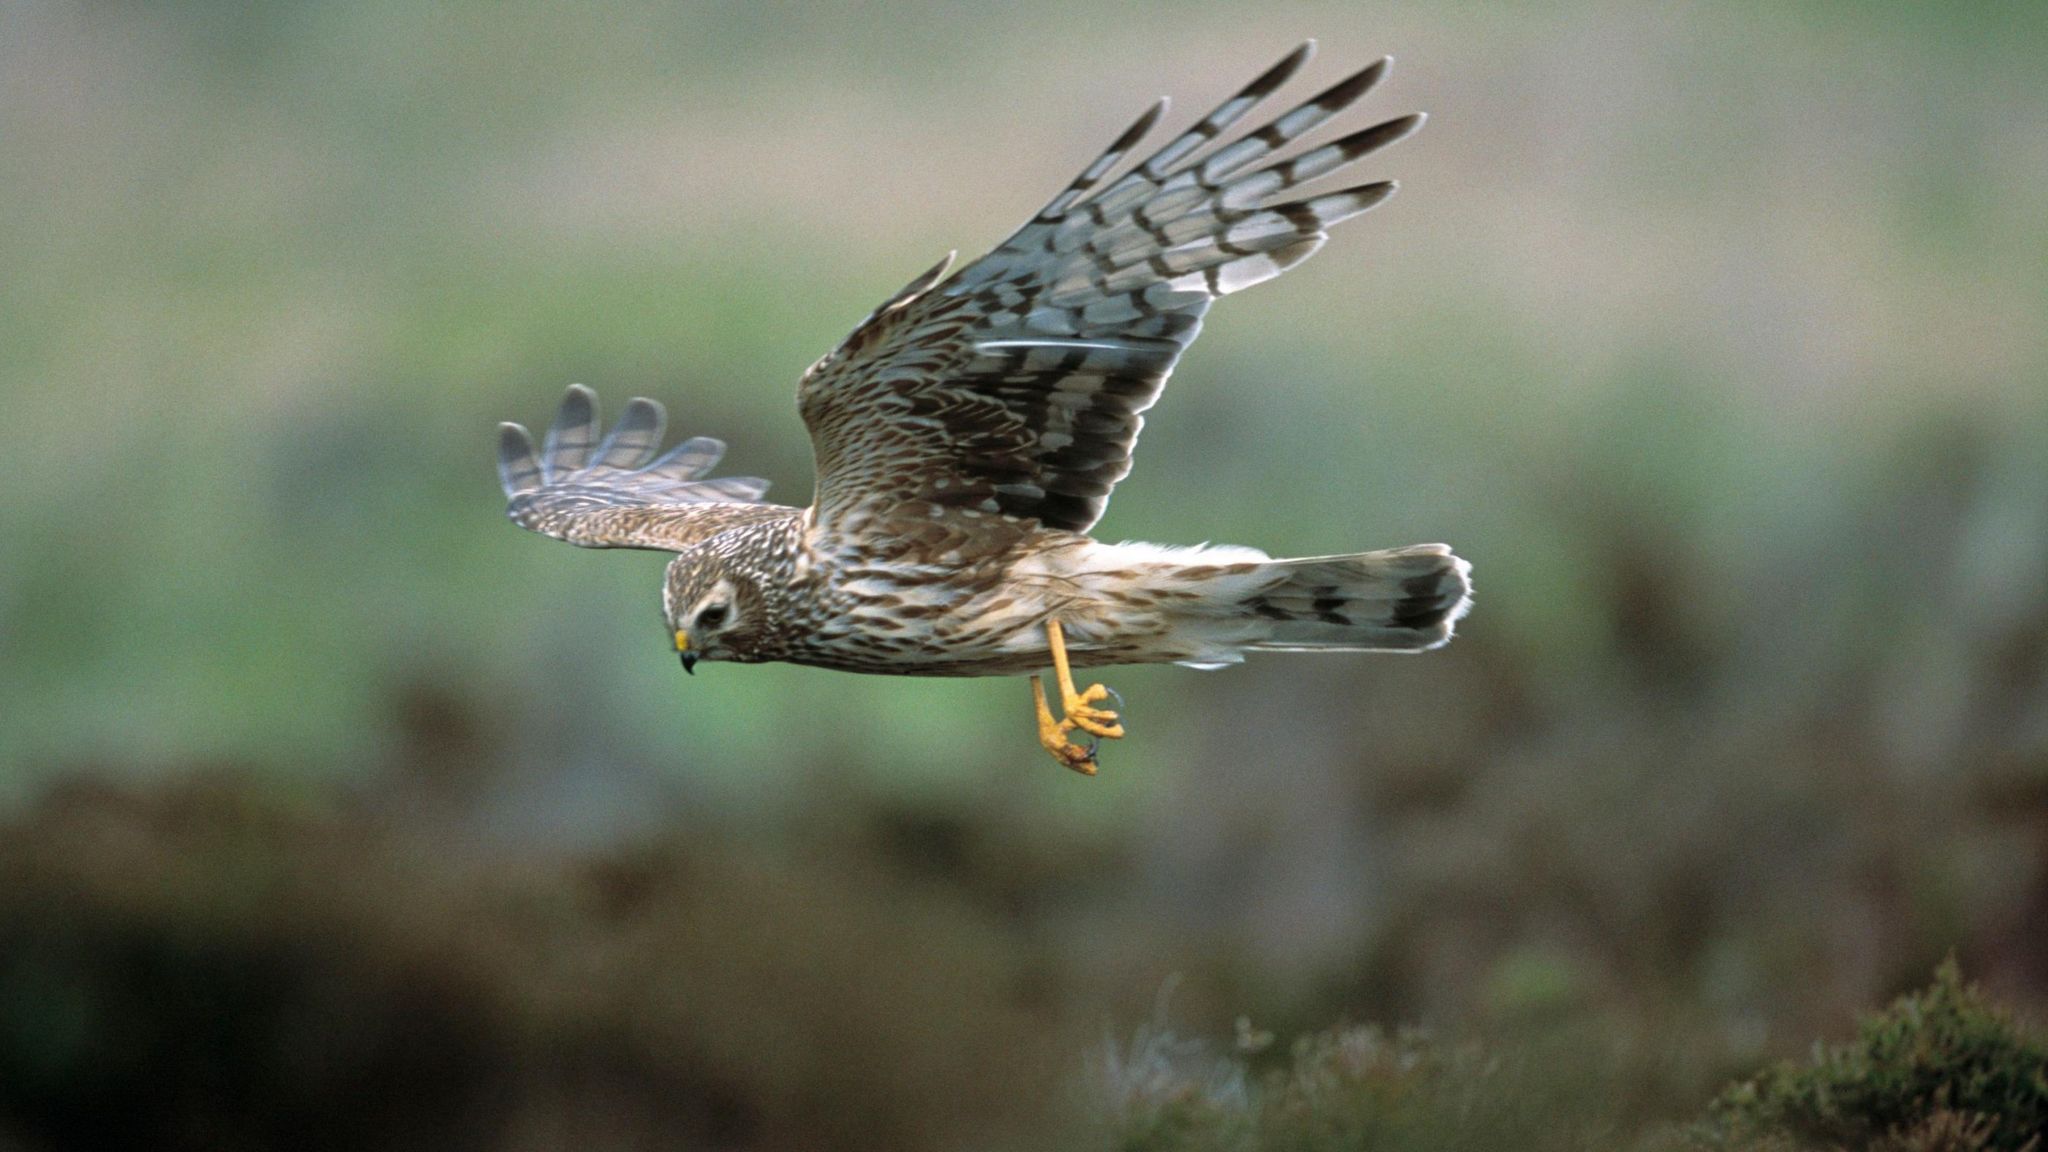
[1,684,2043,1151]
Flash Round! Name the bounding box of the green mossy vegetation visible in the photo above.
[1696,959,2047,1152]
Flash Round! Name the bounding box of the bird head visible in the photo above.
[662,551,769,672]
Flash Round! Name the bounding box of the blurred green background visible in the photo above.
[2,1,2045,1148]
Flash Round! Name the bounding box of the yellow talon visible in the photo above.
[1033,675,1098,774]
[1061,682,1125,739]
[1032,618,1125,773]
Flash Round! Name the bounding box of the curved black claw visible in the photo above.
[1079,686,1125,762]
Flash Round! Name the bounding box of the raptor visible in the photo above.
[497,42,1472,773]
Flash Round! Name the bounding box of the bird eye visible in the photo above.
[696,604,729,631]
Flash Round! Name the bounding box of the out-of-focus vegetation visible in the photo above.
[3,0,2046,1147]
[1098,1019,1610,1152]
[3,776,2042,1150]
[1094,961,2048,1151]
[1698,959,2048,1152]
[4,766,2048,1139]
[0,772,1077,1150]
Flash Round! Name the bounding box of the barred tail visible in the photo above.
[1241,543,1472,652]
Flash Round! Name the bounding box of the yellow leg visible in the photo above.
[1047,619,1124,739]
[1031,618,1125,774]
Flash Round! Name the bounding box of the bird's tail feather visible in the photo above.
[1237,543,1472,652]
[1047,539,1471,668]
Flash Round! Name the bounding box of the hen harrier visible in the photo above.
[497,42,1472,773]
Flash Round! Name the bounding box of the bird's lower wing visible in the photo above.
[498,385,787,551]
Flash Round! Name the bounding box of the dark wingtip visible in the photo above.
[496,421,541,496]
[1340,113,1426,162]
[1116,98,1170,153]
[1255,40,1317,94]
[551,384,596,429]
[1318,55,1393,111]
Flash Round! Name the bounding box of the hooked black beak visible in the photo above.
[680,651,698,675]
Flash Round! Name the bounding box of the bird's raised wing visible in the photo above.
[497,385,784,551]
[798,42,1420,550]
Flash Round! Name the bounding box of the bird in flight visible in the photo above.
[497,42,1472,774]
